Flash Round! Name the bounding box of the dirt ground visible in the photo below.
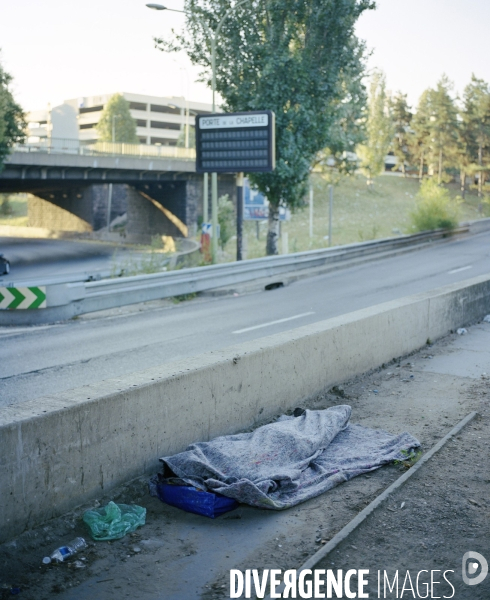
[314,385,489,599]
[1,323,489,600]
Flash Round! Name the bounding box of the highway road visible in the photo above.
[0,236,146,283]
[1,230,489,407]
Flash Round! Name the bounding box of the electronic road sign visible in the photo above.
[196,111,275,174]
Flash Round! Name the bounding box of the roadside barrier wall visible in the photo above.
[1,274,489,543]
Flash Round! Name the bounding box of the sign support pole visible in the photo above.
[107,183,113,231]
[309,184,313,238]
[329,184,333,247]
[211,173,219,262]
[203,173,209,223]
[236,172,244,261]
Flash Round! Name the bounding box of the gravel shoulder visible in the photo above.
[1,322,489,600]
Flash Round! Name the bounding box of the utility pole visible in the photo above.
[107,115,120,231]
[146,0,254,264]
[328,184,333,247]
[309,184,313,238]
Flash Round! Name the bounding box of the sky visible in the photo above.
[1,0,490,113]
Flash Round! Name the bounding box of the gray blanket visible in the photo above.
[160,405,420,510]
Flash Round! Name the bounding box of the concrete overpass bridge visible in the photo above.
[0,141,235,241]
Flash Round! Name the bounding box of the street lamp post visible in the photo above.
[146,1,252,262]
[107,114,122,230]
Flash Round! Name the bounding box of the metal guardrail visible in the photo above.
[13,138,196,160]
[0,226,468,325]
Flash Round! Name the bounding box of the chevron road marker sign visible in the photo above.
[0,287,47,310]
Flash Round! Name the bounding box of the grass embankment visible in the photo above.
[0,194,28,227]
[221,174,488,261]
[1,176,488,265]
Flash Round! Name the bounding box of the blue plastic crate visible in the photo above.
[156,483,239,518]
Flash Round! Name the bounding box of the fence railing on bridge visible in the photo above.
[13,138,196,160]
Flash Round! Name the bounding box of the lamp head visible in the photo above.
[146,3,167,10]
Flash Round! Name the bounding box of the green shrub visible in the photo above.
[0,195,13,216]
[410,179,460,232]
[218,194,235,250]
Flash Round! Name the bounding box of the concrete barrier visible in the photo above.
[466,216,490,234]
[1,274,490,543]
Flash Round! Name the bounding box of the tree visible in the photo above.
[156,0,374,254]
[410,78,459,184]
[315,46,368,181]
[410,90,432,180]
[356,70,393,185]
[0,57,26,171]
[389,92,412,176]
[96,94,138,144]
[456,111,474,199]
[461,75,490,198]
[427,76,459,184]
[177,125,196,148]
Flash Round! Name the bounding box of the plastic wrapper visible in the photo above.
[83,501,146,540]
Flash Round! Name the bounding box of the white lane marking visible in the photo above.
[233,312,315,334]
[448,265,473,274]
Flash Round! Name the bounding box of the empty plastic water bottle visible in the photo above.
[42,537,87,564]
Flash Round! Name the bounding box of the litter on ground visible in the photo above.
[82,502,146,540]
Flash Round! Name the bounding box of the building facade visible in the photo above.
[26,92,212,147]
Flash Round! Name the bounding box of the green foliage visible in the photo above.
[427,76,459,184]
[409,78,459,183]
[394,449,423,469]
[482,196,490,217]
[112,244,171,277]
[0,193,27,226]
[357,70,393,184]
[461,75,490,195]
[0,194,13,215]
[461,76,490,163]
[409,89,432,179]
[96,94,138,144]
[177,125,196,148]
[222,174,483,261]
[315,49,368,181]
[390,92,412,176]
[410,179,460,232]
[156,0,374,254]
[0,56,26,171]
[217,194,234,249]
[172,292,198,303]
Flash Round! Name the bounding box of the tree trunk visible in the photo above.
[266,202,280,255]
[419,151,424,181]
[460,170,466,199]
[401,152,406,177]
[478,143,483,198]
[438,148,443,184]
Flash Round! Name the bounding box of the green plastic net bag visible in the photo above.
[83,501,146,541]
